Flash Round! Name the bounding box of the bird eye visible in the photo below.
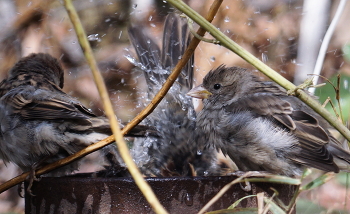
[213,84,221,90]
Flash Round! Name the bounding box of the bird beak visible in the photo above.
[187,85,212,99]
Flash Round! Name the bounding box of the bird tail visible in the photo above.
[329,136,350,172]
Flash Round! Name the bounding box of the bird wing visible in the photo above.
[161,13,193,91]
[225,94,339,172]
[128,13,193,95]
[3,87,95,122]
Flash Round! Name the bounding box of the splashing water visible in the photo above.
[87,34,101,42]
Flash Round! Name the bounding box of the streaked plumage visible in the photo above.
[0,53,155,176]
[187,65,350,176]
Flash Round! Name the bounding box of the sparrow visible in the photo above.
[187,65,350,177]
[128,13,220,176]
[0,53,156,176]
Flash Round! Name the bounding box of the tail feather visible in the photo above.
[328,137,350,172]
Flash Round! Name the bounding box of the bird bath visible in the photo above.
[25,173,296,213]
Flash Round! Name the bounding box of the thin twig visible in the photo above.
[198,173,300,214]
[64,0,168,213]
[309,0,348,93]
[198,172,254,214]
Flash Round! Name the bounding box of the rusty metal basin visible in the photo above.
[25,173,296,213]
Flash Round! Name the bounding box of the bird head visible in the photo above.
[187,65,252,104]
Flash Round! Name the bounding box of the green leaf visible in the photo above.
[301,168,312,179]
[297,198,349,214]
[335,171,350,186]
[300,172,335,190]
[263,197,286,214]
[228,195,257,209]
[342,44,350,63]
[244,175,301,186]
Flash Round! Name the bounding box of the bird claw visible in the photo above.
[17,183,24,198]
[25,162,43,196]
[26,172,38,196]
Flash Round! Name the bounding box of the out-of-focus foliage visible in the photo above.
[342,43,350,63]
[314,73,350,121]
[297,198,348,214]
[336,171,350,186]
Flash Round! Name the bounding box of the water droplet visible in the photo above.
[344,79,348,89]
[210,56,216,62]
[149,75,158,84]
[132,4,137,9]
[184,193,193,206]
[87,34,101,42]
[224,16,230,23]
[197,150,202,155]
[105,18,111,22]
[261,53,268,63]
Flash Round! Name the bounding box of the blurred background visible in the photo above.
[0,0,349,213]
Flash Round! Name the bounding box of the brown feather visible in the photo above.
[189,65,350,176]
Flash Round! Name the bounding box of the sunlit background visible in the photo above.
[0,0,349,213]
